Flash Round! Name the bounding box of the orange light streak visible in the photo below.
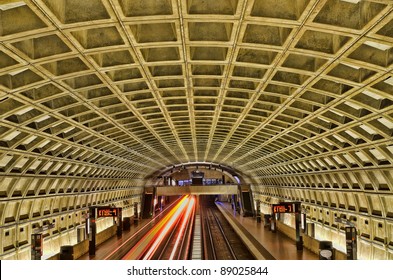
[122,195,189,260]
[105,197,179,260]
[169,196,195,260]
[142,196,191,260]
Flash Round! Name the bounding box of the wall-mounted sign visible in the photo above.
[272,202,300,214]
[96,207,119,218]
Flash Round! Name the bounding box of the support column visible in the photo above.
[295,211,303,250]
[31,233,42,260]
[256,200,261,223]
[88,207,96,256]
[116,207,123,237]
[271,213,277,232]
[346,226,357,260]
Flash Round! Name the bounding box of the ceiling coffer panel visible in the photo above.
[0,0,391,187]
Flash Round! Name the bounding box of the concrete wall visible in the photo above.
[47,225,117,260]
[276,220,347,260]
[156,184,238,195]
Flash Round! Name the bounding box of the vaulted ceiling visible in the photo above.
[0,0,392,184]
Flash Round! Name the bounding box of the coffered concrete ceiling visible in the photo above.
[1,0,393,260]
[0,0,392,182]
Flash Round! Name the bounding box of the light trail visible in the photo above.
[122,195,189,260]
[142,196,192,260]
[104,197,181,260]
[169,196,196,260]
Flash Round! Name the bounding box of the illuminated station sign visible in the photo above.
[271,202,303,250]
[272,202,300,214]
[88,206,122,255]
[96,207,119,218]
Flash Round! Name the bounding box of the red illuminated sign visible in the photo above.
[272,202,300,214]
[97,207,118,218]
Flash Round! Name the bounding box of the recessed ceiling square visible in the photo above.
[272,71,310,85]
[312,79,352,95]
[149,65,183,77]
[232,66,266,79]
[160,90,186,98]
[187,0,238,15]
[119,0,173,17]
[348,43,393,67]
[62,74,102,89]
[42,0,110,24]
[71,27,124,49]
[313,0,386,30]
[0,51,19,69]
[193,78,222,87]
[282,53,327,72]
[194,90,219,97]
[189,22,233,41]
[90,50,134,67]
[156,79,184,89]
[229,80,258,90]
[130,23,177,43]
[107,68,142,82]
[295,30,351,54]
[120,81,149,93]
[190,47,228,61]
[81,87,113,100]
[243,25,292,46]
[264,83,294,96]
[251,0,310,20]
[141,47,180,62]
[12,35,71,60]
[0,69,43,90]
[327,64,377,83]
[41,57,89,76]
[20,83,64,101]
[0,4,46,36]
[376,18,393,38]
[236,48,278,65]
[191,65,224,76]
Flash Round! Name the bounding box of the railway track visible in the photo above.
[122,195,196,260]
[91,195,253,260]
[78,197,183,260]
[201,198,255,260]
[150,196,195,260]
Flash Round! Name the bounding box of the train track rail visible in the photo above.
[201,202,255,260]
[89,196,186,260]
[153,198,195,260]
[122,195,196,260]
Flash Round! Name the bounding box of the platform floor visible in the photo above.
[79,199,180,260]
[78,202,318,260]
[78,217,153,260]
[216,202,318,260]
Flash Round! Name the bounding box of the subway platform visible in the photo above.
[77,200,318,260]
[215,202,318,260]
